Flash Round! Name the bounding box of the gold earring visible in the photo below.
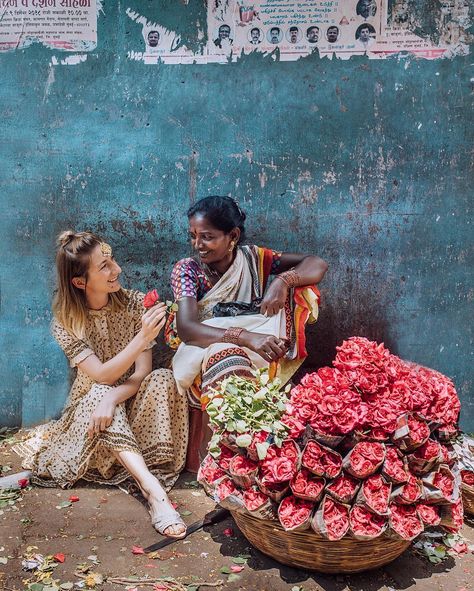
[229,241,235,252]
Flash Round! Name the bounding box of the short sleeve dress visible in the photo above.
[14,290,188,491]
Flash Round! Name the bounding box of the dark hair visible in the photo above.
[187,196,246,243]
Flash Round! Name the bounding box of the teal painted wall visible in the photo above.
[0,2,472,429]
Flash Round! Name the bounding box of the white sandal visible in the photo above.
[150,506,187,539]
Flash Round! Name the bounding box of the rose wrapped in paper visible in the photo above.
[215,445,236,472]
[391,474,422,504]
[422,466,459,504]
[356,474,391,515]
[214,477,245,512]
[256,478,290,503]
[242,487,277,520]
[259,440,301,484]
[290,469,325,502]
[439,499,463,532]
[352,428,390,443]
[350,505,388,540]
[416,503,441,526]
[389,503,424,540]
[278,495,314,532]
[343,441,385,478]
[311,496,350,541]
[229,455,259,489]
[301,441,342,479]
[407,439,442,475]
[392,413,430,452]
[436,423,459,442]
[325,472,361,504]
[197,455,226,494]
[461,470,474,486]
[439,444,456,467]
[382,446,409,484]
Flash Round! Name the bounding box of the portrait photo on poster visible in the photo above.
[306,25,320,44]
[355,22,376,49]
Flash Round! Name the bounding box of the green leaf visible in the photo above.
[227,574,241,583]
[231,556,247,564]
[180,510,192,516]
[220,566,231,574]
[60,583,74,590]
[187,586,199,591]
[28,584,45,591]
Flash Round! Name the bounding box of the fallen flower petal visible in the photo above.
[230,565,245,573]
[223,527,234,537]
[53,553,65,563]
[18,478,29,488]
[131,546,145,555]
[69,495,80,502]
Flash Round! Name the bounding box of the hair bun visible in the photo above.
[57,230,76,247]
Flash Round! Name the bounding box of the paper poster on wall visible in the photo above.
[206,0,469,62]
[0,0,97,52]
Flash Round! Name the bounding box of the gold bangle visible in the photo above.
[276,269,300,288]
[222,327,244,345]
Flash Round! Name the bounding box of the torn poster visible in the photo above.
[126,0,470,64]
[0,0,97,52]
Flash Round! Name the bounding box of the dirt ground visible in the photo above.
[1,437,473,591]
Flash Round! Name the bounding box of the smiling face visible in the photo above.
[148,30,159,47]
[219,25,231,39]
[188,214,238,266]
[74,244,122,296]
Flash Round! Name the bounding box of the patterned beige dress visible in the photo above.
[14,290,188,491]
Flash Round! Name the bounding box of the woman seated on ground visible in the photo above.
[14,231,188,538]
[167,196,328,461]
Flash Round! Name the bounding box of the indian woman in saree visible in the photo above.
[166,196,328,467]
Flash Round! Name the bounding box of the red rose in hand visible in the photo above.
[143,289,160,309]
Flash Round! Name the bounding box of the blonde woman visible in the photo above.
[14,231,188,538]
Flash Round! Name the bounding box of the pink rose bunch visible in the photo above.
[302,441,342,479]
[344,442,385,478]
[259,440,300,485]
[243,487,270,512]
[326,472,361,503]
[350,505,387,539]
[278,495,313,531]
[382,447,409,484]
[290,469,325,502]
[416,503,441,526]
[390,503,424,540]
[358,475,391,515]
[312,496,350,541]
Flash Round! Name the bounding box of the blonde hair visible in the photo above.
[52,230,127,338]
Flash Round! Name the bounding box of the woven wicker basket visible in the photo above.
[231,510,411,573]
[462,482,474,516]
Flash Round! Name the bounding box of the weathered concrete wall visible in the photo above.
[0,2,472,429]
